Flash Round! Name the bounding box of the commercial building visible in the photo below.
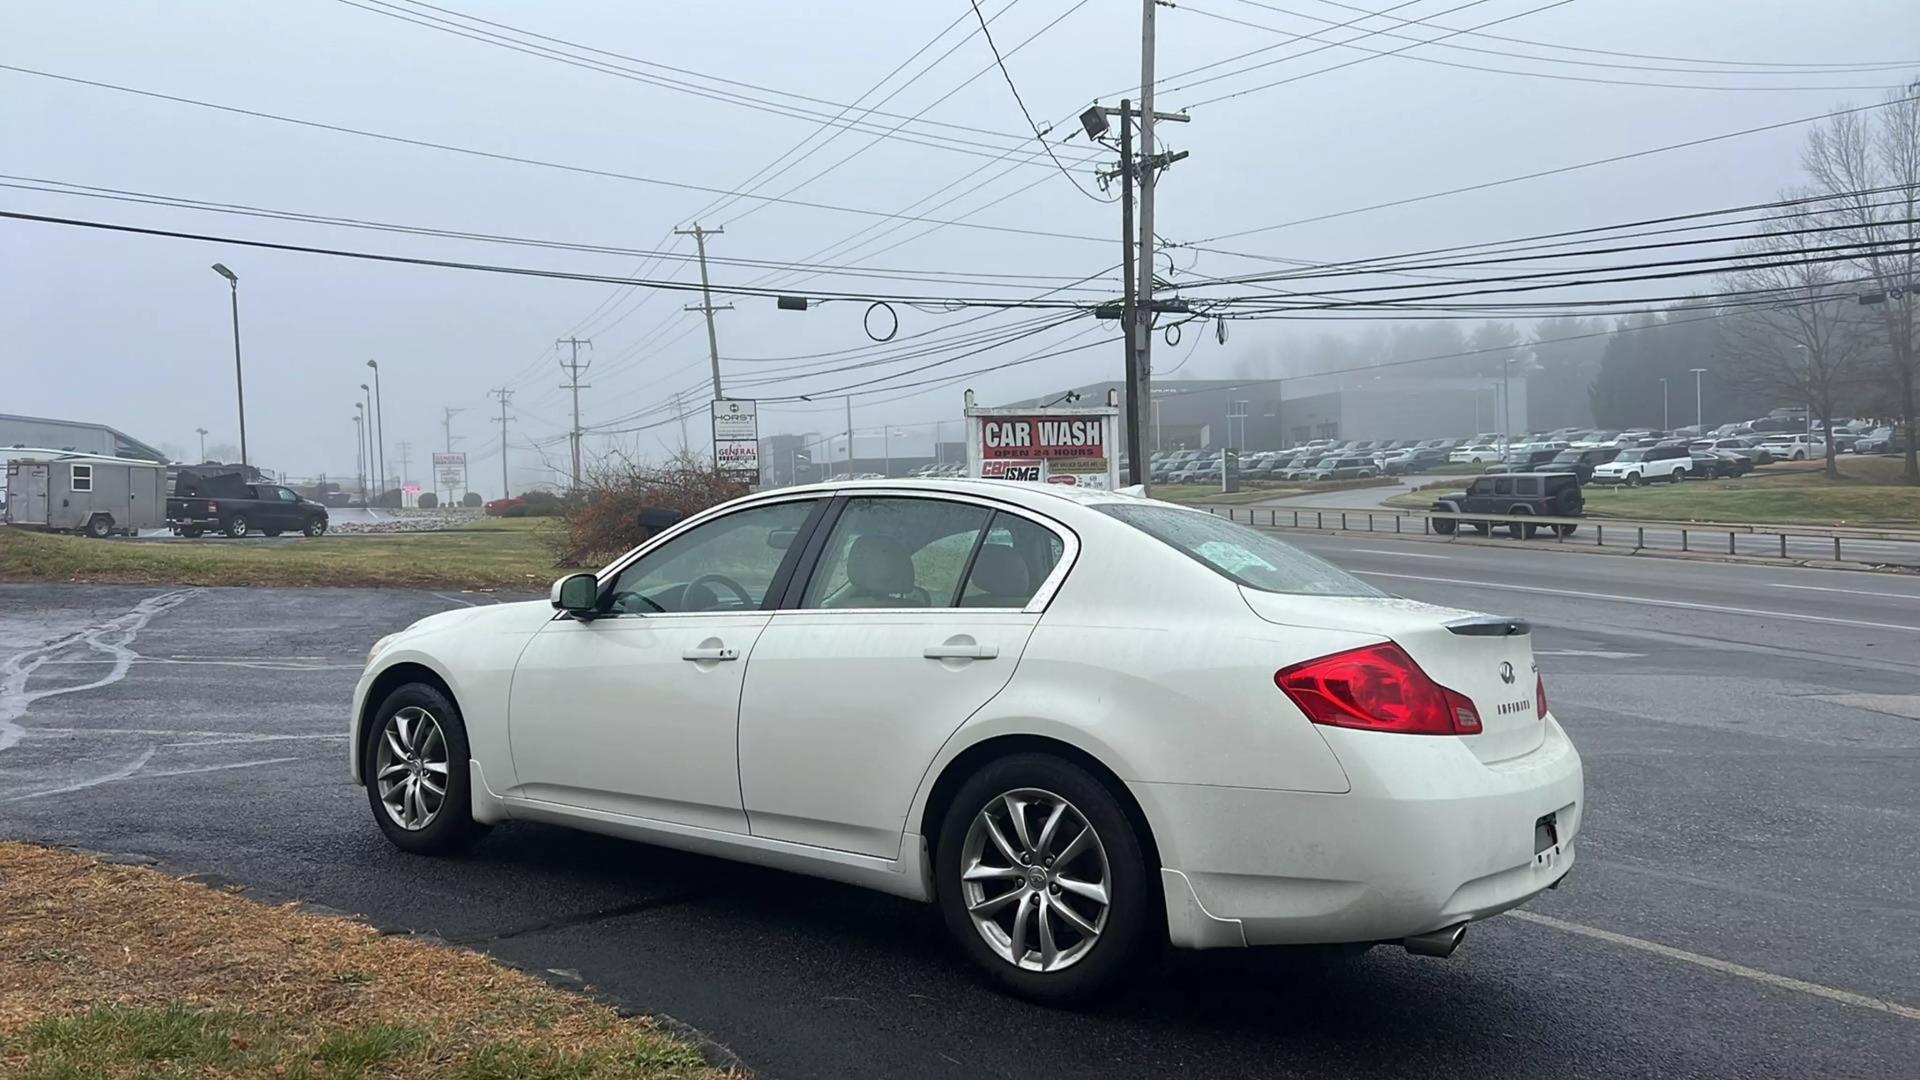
[1001,374,1529,452]
[0,412,167,462]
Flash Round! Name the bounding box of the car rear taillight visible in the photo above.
[1536,671,1549,720]
[1276,643,1481,736]
[206,500,218,512]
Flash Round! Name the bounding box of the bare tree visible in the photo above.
[1719,194,1868,479]
[1801,81,1920,483]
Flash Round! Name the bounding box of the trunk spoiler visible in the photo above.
[1445,616,1531,637]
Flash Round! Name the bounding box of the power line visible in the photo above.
[1181,0,1583,109]
[968,0,1111,202]
[0,209,1097,309]
[0,64,1112,245]
[1195,94,1920,243]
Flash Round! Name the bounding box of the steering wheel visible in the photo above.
[686,573,753,610]
[609,589,665,615]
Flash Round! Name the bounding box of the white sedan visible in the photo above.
[352,479,1581,1001]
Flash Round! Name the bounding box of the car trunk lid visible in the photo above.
[1239,591,1546,763]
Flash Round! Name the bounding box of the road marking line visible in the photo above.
[138,757,300,780]
[3,747,156,803]
[1772,583,1920,600]
[1506,910,1920,1021]
[1356,572,1920,634]
[1,589,197,754]
[1350,548,1451,559]
[1536,649,1644,659]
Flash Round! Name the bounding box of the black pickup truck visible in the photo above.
[167,479,329,538]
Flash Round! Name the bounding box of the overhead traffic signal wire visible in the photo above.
[0,64,1113,247]
[968,0,1112,203]
[1192,94,1920,244]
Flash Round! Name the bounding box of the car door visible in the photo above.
[265,486,301,529]
[506,496,825,832]
[736,493,1070,857]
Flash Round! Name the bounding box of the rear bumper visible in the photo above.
[1138,717,1582,949]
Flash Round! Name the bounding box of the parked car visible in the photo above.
[1855,427,1911,454]
[1537,447,1620,482]
[1381,447,1450,475]
[1307,455,1379,481]
[1758,434,1827,461]
[1688,450,1750,478]
[1589,444,1693,486]
[484,497,527,516]
[1429,472,1584,539]
[1485,448,1563,474]
[1450,444,1503,465]
[168,480,330,538]
[354,478,1582,1002]
[1691,437,1774,466]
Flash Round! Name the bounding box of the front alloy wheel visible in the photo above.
[960,789,1111,973]
[374,706,449,831]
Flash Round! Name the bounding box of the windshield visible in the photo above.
[1614,449,1649,462]
[1549,451,1581,464]
[1096,505,1383,597]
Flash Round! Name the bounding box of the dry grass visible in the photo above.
[0,519,574,591]
[0,843,728,1079]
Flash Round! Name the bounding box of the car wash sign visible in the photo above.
[965,395,1120,490]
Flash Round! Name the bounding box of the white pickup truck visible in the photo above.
[1588,444,1693,485]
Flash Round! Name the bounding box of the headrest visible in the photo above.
[845,535,916,595]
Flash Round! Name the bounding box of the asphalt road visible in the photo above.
[3,547,1918,1078]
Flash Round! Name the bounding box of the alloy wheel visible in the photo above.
[375,706,449,831]
[959,788,1111,973]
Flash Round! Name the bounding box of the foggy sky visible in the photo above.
[6,0,1917,495]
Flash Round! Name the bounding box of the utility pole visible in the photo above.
[675,223,731,410]
[1120,99,1142,488]
[556,337,593,490]
[1690,367,1708,429]
[396,441,412,491]
[1659,377,1670,431]
[489,388,513,500]
[845,396,855,478]
[1135,0,1160,495]
[194,427,208,461]
[441,405,465,505]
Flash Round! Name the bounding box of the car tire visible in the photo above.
[263,528,283,537]
[363,681,487,855]
[935,753,1154,1004]
[182,526,204,539]
[1625,473,1643,487]
[223,515,249,538]
[1555,523,1579,537]
[1432,516,1457,535]
[1508,516,1535,540]
[1669,468,1686,484]
[84,514,113,539]
[304,517,327,537]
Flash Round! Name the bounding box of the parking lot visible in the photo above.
[2,540,1918,1079]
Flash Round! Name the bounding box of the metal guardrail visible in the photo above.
[1205,503,1920,563]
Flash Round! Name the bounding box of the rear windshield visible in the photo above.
[1096,505,1383,597]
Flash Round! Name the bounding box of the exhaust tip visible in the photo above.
[1402,923,1467,958]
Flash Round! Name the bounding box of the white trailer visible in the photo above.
[4,451,167,537]
[962,389,1122,491]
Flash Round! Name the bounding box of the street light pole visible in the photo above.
[359,385,375,498]
[1658,378,1669,431]
[194,427,208,461]
[366,360,386,503]
[210,263,247,465]
[352,413,365,504]
[1690,367,1708,430]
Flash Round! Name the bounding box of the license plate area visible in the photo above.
[1533,806,1569,868]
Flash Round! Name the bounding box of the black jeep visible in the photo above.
[1431,472,1583,539]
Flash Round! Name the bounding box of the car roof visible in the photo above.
[758,475,1143,510]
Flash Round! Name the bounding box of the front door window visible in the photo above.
[605,500,819,614]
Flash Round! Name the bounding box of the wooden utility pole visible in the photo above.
[489,388,513,500]
[674,222,731,407]
[556,337,593,489]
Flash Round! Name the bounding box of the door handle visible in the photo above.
[923,643,999,660]
[681,646,740,662]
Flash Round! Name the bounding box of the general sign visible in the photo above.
[715,439,760,475]
[431,452,467,492]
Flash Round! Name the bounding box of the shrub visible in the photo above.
[461,491,483,508]
[416,492,438,509]
[554,452,748,565]
[502,504,529,518]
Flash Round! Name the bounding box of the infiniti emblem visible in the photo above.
[1498,661,1516,685]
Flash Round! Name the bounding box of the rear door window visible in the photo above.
[1096,505,1380,597]
[958,512,1064,608]
[1493,478,1514,496]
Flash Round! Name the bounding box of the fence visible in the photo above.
[1206,503,1920,565]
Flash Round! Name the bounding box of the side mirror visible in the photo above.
[550,572,600,617]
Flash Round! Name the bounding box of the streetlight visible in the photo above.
[359,385,375,497]
[1657,378,1669,431]
[210,263,247,465]
[366,360,386,504]
[1689,367,1708,430]
[352,413,365,505]
[194,426,208,461]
